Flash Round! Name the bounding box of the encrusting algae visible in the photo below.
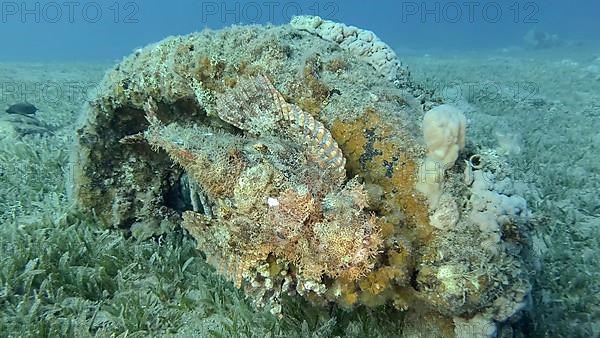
[70,16,534,336]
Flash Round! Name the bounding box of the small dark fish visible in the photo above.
[6,102,38,115]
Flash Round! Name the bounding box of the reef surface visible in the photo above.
[69,17,533,336]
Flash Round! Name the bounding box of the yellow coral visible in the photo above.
[331,109,429,235]
[359,266,395,295]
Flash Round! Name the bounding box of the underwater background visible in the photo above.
[2,0,600,60]
[1,0,599,337]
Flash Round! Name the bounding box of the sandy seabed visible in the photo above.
[0,43,598,337]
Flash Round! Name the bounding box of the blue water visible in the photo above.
[1,0,599,61]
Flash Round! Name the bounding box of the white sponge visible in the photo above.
[422,104,467,169]
[416,104,467,207]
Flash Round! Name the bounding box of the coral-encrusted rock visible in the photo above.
[68,17,532,334]
[290,15,409,86]
[142,80,383,313]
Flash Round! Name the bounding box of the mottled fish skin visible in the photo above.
[214,75,284,135]
[215,75,347,181]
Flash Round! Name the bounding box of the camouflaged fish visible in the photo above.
[214,75,346,183]
[142,75,381,301]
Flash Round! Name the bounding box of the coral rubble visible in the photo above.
[69,16,533,336]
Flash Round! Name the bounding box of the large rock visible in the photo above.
[68,17,532,335]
